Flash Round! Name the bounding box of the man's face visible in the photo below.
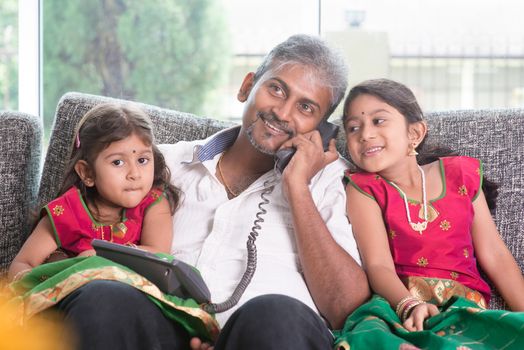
[238,64,332,155]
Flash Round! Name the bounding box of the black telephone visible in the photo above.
[92,239,211,304]
[274,120,340,173]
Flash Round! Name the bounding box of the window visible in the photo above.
[320,0,524,111]
[0,0,18,111]
[8,0,524,135]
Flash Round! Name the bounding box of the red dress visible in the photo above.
[43,186,164,255]
[345,156,491,305]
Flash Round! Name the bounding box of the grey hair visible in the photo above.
[253,34,348,119]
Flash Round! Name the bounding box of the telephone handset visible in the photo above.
[274,120,340,173]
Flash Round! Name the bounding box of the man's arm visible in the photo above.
[281,134,370,329]
[286,178,370,329]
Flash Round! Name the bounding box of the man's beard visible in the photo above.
[245,111,294,155]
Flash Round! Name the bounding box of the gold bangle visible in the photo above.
[401,300,425,322]
[395,295,418,317]
[45,249,70,262]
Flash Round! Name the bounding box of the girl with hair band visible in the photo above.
[7,102,219,342]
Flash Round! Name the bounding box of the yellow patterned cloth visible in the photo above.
[403,276,487,309]
[3,256,219,342]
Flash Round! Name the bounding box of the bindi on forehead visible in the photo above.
[132,150,136,153]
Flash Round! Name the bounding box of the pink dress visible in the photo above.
[345,156,491,305]
[43,186,163,255]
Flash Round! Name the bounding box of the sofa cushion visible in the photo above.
[0,111,42,273]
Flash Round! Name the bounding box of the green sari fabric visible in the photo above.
[6,256,219,342]
[333,295,524,350]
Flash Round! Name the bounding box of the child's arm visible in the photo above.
[7,216,59,281]
[346,185,439,330]
[138,195,173,254]
[471,190,524,311]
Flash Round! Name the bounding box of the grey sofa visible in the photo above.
[0,111,42,273]
[1,92,523,311]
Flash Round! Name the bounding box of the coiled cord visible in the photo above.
[203,176,277,314]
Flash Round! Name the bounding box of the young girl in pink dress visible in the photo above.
[6,103,219,341]
[8,102,179,281]
[335,79,524,349]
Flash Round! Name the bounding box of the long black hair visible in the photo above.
[342,78,498,211]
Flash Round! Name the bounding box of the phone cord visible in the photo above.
[203,178,277,314]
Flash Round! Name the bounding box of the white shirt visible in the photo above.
[159,127,360,326]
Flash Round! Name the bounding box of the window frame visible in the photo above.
[18,0,41,118]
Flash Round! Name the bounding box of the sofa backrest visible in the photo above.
[0,111,42,272]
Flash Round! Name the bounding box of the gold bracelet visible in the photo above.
[45,249,70,262]
[395,295,418,317]
[401,300,425,322]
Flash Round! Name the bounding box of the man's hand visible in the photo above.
[279,130,338,190]
[403,303,439,331]
[190,337,214,350]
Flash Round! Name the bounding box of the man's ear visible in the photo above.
[74,160,95,187]
[408,121,427,146]
[237,72,255,102]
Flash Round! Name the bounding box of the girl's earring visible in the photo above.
[84,179,94,187]
[408,143,419,156]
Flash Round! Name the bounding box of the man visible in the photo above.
[58,34,369,350]
[162,34,369,349]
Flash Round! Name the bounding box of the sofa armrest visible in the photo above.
[0,111,42,273]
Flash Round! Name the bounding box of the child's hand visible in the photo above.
[11,268,32,282]
[190,337,214,350]
[78,249,96,257]
[403,303,439,331]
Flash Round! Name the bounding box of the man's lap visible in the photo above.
[57,282,333,350]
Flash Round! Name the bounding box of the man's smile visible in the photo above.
[263,119,287,135]
[257,111,294,137]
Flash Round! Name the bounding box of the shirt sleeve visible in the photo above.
[143,187,165,209]
[344,170,380,201]
[465,156,483,202]
[448,156,483,202]
[313,158,362,265]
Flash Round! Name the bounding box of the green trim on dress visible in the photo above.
[333,294,524,350]
[6,256,219,342]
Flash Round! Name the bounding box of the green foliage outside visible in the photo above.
[44,0,231,134]
[0,0,18,111]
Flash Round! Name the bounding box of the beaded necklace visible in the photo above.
[389,164,428,234]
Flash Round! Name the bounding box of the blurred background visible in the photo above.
[2,0,524,138]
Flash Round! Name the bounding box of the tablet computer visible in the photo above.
[92,239,211,304]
